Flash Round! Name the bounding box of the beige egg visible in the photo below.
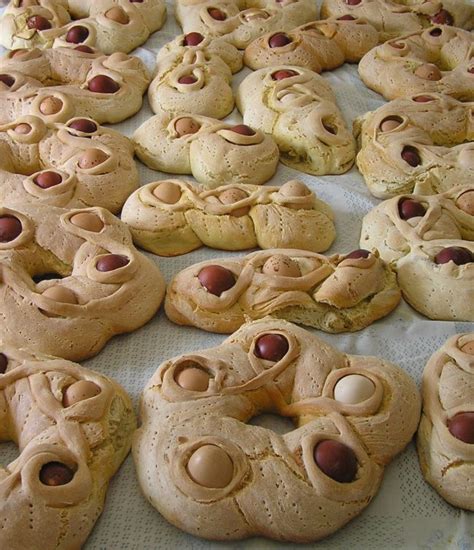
[153,181,182,204]
[186,445,234,488]
[414,63,442,81]
[70,212,104,233]
[175,117,201,137]
[63,380,101,407]
[105,7,130,24]
[380,117,402,132]
[279,180,310,198]
[456,191,474,216]
[39,97,63,115]
[14,123,32,135]
[334,374,375,404]
[42,286,77,304]
[175,367,210,391]
[78,149,109,169]
[219,188,250,217]
[262,254,301,277]
[461,341,474,355]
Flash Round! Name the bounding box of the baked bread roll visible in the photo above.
[0,115,138,214]
[165,248,401,333]
[358,26,474,101]
[134,318,420,542]
[417,333,474,510]
[320,0,474,42]
[133,114,279,189]
[175,0,318,49]
[354,93,473,198]
[360,186,474,321]
[0,0,166,54]
[0,196,165,360]
[0,343,136,550]
[244,17,379,72]
[121,179,336,256]
[237,66,355,175]
[148,32,242,119]
[0,46,150,124]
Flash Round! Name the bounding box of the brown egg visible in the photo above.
[198,265,236,296]
[175,367,210,391]
[34,171,63,189]
[345,249,370,259]
[414,64,442,81]
[184,32,204,46]
[0,215,22,243]
[70,212,104,233]
[413,95,435,103]
[314,440,357,483]
[262,254,301,277]
[78,149,109,169]
[434,247,473,265]
[279,180,310,197]
[178,75,197,84]
[186,445,234,488]
[39,462,75,486]
[68,119,98,133]
[74,45,95,54]
[65,25,89,44]
[380,116,403,132]
[254,333,289,362]
[39,97,63,115]
[105,7,130,24]
[271,69,298,80]
[175,117,201,137]
[219,188,250,217]
[334,374,375,404]
[153,181,182,204]
[62,380,101,407]
[229,124,255,136]
[456,191,474,216]
[268,33,291,48]
[431,9,454,25]
[42,286,77,304]
[448,413,474,444]
[87,75,120,94]
[208,7,226,20]
[461,341,474,355]
[96,254,130,272]
[401,146,421,167]
[0,353,8,374]
[27,15,52,31]
[14,123,32,134]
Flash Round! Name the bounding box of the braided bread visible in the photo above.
[148,32,242,119]
[417,333,474,510]
[0,343,136,550]
[165,248,401,334]
[133,318,420,542]
[133,114,279,189]
[237,66,355,175]
[0,0,166,54]
[0,115,138,214]
[175,0,318,49]
[354,93,473,198]
[121,179,336,256]
[320,0,474,42]
[358,26,474,101]
[360,186,474,321]
[0,190,165,360]
[244,17,379,72]
[0,46,150,124]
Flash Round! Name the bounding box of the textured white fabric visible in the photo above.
[0,0,473,548]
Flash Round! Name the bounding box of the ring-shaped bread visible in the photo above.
[133,318,420,542]
[417,333,474,511]
[0,46,150,124]
[0,343,136,550]
[320,0,474,42]
[164,248,401,334]
[0,195,165,361]
[121,179,336,256]
[0,115,138,214]
[175,0,318,49]
[0,0,166,54]
[360,186,474,321]
[354,93,473,198]
[133,113,279,189]
[237,66,355,175]
[244,17,379,72]
[358,25,474,101]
